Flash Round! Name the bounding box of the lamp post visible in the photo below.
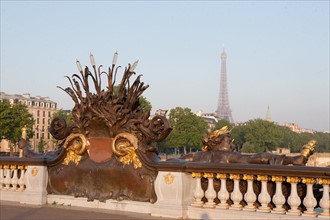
[20,126,27,157]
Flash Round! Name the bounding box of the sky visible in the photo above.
[1,1,329,132]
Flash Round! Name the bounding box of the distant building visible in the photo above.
[195,111,218,131]
[265,105,272,122]
[0,92,58,152]
[283,122,315,134]
[154,109,170,119]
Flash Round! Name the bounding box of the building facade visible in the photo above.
[0,92,58,152]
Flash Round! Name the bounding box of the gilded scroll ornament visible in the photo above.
[17,165,25,170]
[63,133,88,166]
[243,174,254,181]
[216,173,228,179]
[203,173,214,178]
[318,178,330,185]
[271,176,285,182]
[286,176,300,183]
[257,175,269,181]
[302,177,316,184]
[112,133,142,169]
[230,174,241,180]
[10,165,17,169]
[164,173,174,184]
[192,172,202,178]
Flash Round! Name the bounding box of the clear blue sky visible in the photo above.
[1,1,329,132]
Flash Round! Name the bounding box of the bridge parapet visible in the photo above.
[0,158,48,205]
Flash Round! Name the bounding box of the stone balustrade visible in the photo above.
[0,158,48,205]
[190,172,329,218]
[0,164,28,191]
[0,156,329,219]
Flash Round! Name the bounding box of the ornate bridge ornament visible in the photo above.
[62,133,88,166]
[164,173,174,184]
[19,53,171,203]
[112,133,141,169]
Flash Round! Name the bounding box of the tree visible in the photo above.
[242,119,282,152]
[165,107,208,154]
[231,125,247,152]
[214,119,233,131]
[139,96,152,112]
[0,100,34,155]
[37,137,47,153]
[313,132,330,152]
[51,109,73,126]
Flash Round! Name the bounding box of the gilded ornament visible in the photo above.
[302,177,316,184]
[62,133,88,166]
[243,174,254,181]
[257,175,269,181]
[164,173,174,184]
[300,140,316,157]
[31,167,39,176]
[271,176,285,182]
[10,165,17,169]
[112,133,142,169]
[286,176,300,183]
[216,173,228,179]
[229,174,241,180]
[203,173,214,178]
[3,165,9,169]
[192,172,202,178]
[17,165,24,170]
[318,178,330,185]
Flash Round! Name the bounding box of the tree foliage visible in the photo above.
[0,100,34,144]
[213,119,233,131]
[139,96,152,112]
[165,107,208,153]
[230,118,329,153]
[51,109,73,126]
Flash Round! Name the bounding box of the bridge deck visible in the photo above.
[0,201,177,220]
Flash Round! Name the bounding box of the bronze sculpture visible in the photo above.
[19,53,171,203]
[180,126,315,165]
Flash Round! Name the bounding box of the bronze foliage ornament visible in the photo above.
[45,52,171,203]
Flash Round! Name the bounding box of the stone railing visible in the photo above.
[183,163,330,219]
[1,155,329,219]
[0,157,48,205]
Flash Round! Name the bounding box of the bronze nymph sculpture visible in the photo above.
[180,126,315,165]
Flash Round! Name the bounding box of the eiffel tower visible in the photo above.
[215,48,234,123]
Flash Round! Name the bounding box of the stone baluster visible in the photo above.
[286,176,301,215]
[318,178,330,217]
[0,165,4,189]
[191,172,204,207]
[203,173,216,208]
[271,176,286,214]
[302,178,317,217]
[3,165,11,190]
[10,165,18,190]
[229,174,243,210]
[243,174,256,211]
[17,165,27,191]
[256,175,271,212]
[216,173,229,209]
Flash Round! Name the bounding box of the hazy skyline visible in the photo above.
[1,1,329,131]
